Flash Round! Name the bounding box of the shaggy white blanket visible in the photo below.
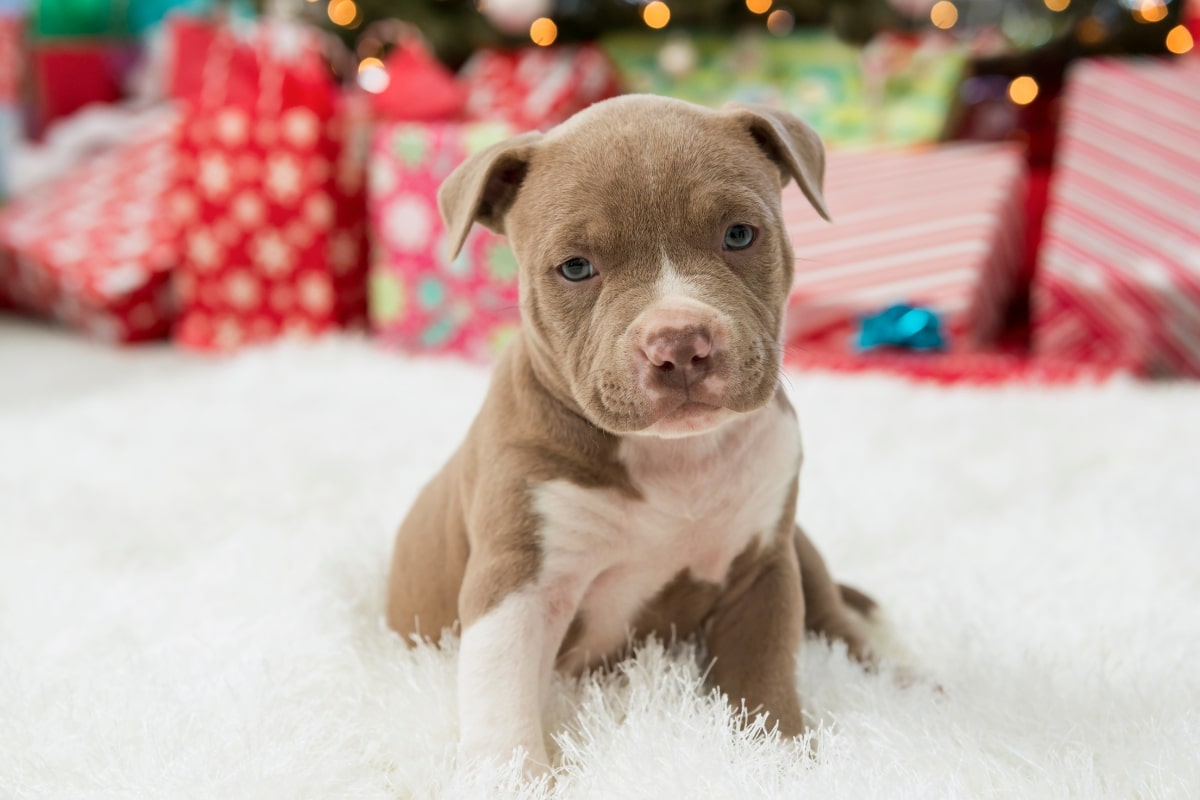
[2,322,1198,799]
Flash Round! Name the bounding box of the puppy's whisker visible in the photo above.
[767,340,814,359]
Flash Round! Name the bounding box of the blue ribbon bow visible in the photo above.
[857,303,947,352]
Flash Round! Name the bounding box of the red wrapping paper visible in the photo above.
[0,114,178,341]
[460,44,620,131]
[0,16,20,103]
[170,22,368,351]
[1033,58,1200,378]
[782,142,1027,353]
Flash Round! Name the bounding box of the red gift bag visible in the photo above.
[170,20,369,351]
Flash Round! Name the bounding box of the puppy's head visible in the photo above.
[439,96,829,438]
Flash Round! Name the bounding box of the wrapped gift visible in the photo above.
[0,12,18,202]
[29,42,138,133]
[783,347,1127,385]
[460,44,621,131]
[783,142,1027,352]
[602,30,966,147]
[361,21,466,122]
[368,121,519,359]
[0,14,20,102]
[0,105,16,203]
[33,0,210,37]
[1033,58,1200,378]
[170,21,369,351]
[27,0,216,133]
[28,0,129,133]
[0,112,178,340]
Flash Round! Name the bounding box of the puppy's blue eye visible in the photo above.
[723,224,756,251]
[559,257,595,282]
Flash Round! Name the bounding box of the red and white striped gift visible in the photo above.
[1033,57,1200,378]
[782,142,1027,352]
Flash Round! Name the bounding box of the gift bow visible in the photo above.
[857,303,947,351]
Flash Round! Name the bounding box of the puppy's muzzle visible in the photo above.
[640,325,714,389]
[636,309,728,397]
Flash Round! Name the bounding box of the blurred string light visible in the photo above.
[746,0,772,13]
[642,1,670,28]
[930,0,958,29]
[1166,23,1194,52]
[1008,75,1039,105]
[530,16,558,45]
[357,57,389,93]
[766,8,794,34]
[327,0,357,26]
[1076,15,1107,43]
[1131,0,1167,23]
[1043,0,1069,11]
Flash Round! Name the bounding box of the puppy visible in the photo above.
[386,95,873,775]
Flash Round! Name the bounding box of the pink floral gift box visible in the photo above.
[368,121,521,360]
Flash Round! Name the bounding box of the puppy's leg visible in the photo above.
[456,554,579,777]
[838,582,878,619]
[705,533,806,737]
[794,524,873,662]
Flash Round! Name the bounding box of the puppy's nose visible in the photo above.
[639,326,714,386]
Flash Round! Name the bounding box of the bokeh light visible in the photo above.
[930,1,958,29]
[1166,24,1194,53]
[642,1,671,28]
[766,8,794,35]
[1132,0,1167,23]
[1008,76,1039,105]
[357,57,389,94]
[746,0,772,13]
[327,0,357,26]
[1076,16,1107,43]
[1043,0,1069,11]
[530,16,558,45]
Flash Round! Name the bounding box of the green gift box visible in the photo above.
[601,29,967,148]
[31,0,239,39]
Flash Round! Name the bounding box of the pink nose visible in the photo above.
[639,326,714,388]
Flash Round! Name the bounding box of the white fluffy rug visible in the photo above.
[3,320,1199,799]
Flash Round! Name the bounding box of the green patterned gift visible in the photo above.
[601,29,967,147]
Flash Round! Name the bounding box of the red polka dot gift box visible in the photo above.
[0,113,178,343]
[169,21,369,352]
[367,121,519,360]
[1033,58,1200,378]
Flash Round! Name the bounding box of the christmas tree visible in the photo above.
[302,0,1192,68]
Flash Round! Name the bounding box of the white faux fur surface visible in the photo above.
[2,319,1199,799]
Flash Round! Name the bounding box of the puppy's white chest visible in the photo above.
[532,399,802,671]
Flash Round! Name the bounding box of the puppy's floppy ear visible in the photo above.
[438,131,543,259]
[725,104,831,222]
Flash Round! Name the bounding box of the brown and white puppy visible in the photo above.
[386,95,873,775]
